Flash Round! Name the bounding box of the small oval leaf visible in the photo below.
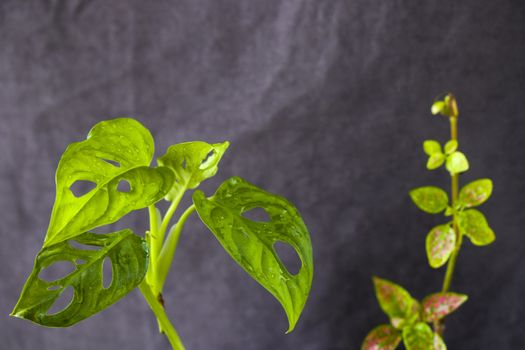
[444,140,458,155]
[44,118,174,247]
[426,153,445,170]
[193,176,313,333]
[421,292,468,322]
[11,230,148,327]
[426,224,456,268]
[446,151,469,174]
[423,140,441,156]
[402,322,434,350]
[459,179,493,208]
[361,324,401,350]
[409,187,449,214]
[458,209,495,246]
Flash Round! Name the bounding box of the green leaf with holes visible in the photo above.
[409,187,449,214]
[361,324,401,350]
[192,176,313,333]
[458,209,495,246]
[402,322,434,350]
[11,230,148,327]
[459,179,493,208]
[421,292,468,322]
[44,118,174,247]
[157,141,229,201]
[373,277,419,329]
[426,224,456,268]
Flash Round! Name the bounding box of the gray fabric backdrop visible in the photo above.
[1,1,524,349]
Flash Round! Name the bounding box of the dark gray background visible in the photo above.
[1,1,524,349]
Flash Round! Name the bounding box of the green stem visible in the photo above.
[159,191,185,243]
[139,281,186,350]
[147,205,160,285]
[436,112,462,336]
[157,205,196,291]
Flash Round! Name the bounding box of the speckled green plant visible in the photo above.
[11,118,314,350]
[361,94,495,350]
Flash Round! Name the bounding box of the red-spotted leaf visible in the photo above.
[458,209,495,246]
[458,179,493,208]
[362,325,401,350]
[409,187,449,214]
[402,322,434,350]
[373,277,418,327]
[425,224,456,268]
[421,293,468,322]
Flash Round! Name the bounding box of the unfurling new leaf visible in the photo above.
[458,209,495,246]
[361,325,401,350]
[426,224,456,268]
[157,141,229,201]
[402,322,435,350]
[409,187,449,214]
[193,176,313,333]
[11,230,148,327]
[44,118,174,247]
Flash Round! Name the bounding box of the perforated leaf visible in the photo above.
[426,224,456,268]
[362,325,401,350]
[44,118,174,247]
[158,141,229,201]
[402,322,434,350]
[421,293,468,322]
[458,209,495,246]
[459,179,493,208]
[409,187,449,214]
[11,230,148,327]
[192,176,313,333]
[373,277,418,328]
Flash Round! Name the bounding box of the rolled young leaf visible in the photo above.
[12,230,148,327]
[458,179,493,208]
[192,176,313,333]
[402,322,434,350]
[421,292,468,322]
[361,324,401,350]
[458,209,495,246]
[373,277,418,328]
[409,187,449,214]
[44,118,174,247]
[157,141,229,201]
[426,224,456,268]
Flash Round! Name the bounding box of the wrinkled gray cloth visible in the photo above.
[1,1,524,349]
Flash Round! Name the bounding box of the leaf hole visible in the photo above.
[39,261,76,282]
[102,257,113,289]
[117,179,131,192]
[242,207,270,222]
[48,286,74,315]
[273,241,302,275]
[69,240,100,251]
[199,150,217,170]
[101,158,121,168]
[76,258,87,265]
[69,180,97,197]
[181,158,187,169]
